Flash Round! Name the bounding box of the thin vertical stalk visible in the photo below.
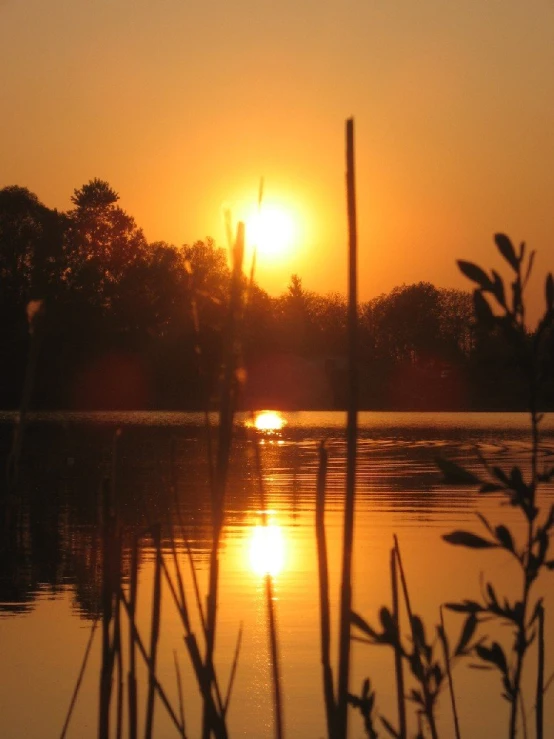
[114,533,124,739]
[99,478,115,739]
[174,650,186,739]
[119,589,185,737]
[510,352,540,739]
[265,574,284,739]
[252,430,284,739]
[391,549,406,739]
[439,606,461,739]
[336,116,358,739]
[394,536,438,739]
[315,441,335,738]
[128,535,138,739]
[223,625,243,716]
[536,602,545,739]
[145,525,162,739]
[203,222,244,739]
[60,618,99,739]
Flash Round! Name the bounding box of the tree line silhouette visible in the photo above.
[1,179,552,410]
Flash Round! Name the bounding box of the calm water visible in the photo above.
[1,411,553,738]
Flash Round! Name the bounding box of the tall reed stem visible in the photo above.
[252,428,284,739]
[128,535,138,739]
[315,441,335,738]
[336,116,358,739]
[439,605,461,739]
[145,525,162,739]
[391,549,406,739]
[203,222,245,739]
[99,478,115,739]
[536,601,545,739]
[394,536,438,739]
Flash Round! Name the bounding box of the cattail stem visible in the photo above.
[145,525,162,739]
[391,549,407,739]
[128,535,138,739]
[315,441,335,738]
[336,116,358,739]
[536,602,545,739]
[439,606,461,739]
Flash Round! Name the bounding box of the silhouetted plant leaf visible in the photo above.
[476,512,494,534]
[523,249,535,286]
[379,607,396,641]
[457,260,493,289]
[546,273,554,311]
[435,456,480,484]
[479,482,503,493]
[469,663,494,671]
[509,466,527,495]
[490,270,506,306]
[494,233,519,271]
[445,599,483,613]
[411,615,426,651]
[491,466,509,485]
[473,290,494,326]
[545,560,554,570]
[475,642,508,674]
[455,612,478,656]
[495,525,514,552]
[409,688,424,706]
[380,716,401,738]
[443,531,496,549]
[351,611,379,641]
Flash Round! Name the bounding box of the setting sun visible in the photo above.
[247,410,286,432]
[247,205,295,259]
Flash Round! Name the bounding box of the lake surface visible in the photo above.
[1,411,553,738]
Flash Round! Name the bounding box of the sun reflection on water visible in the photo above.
[248,522,286,577]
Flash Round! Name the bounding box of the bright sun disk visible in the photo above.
[247,205,295,259]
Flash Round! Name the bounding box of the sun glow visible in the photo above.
[247,205,295,259]
[248,523,285,577]
[248,410,286,432]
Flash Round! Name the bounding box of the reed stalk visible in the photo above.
[173,650,186,738]
[114,535,124,739]
[145,524,162,739]
[223,625,243,716]
[315,441,335,738]
[439,605,460,739]
[393,536,438,739]
[119,588,185,737]
[251,426,284,739]
[203,221,245,739]
[99,477,115,739]
[128,535,138,739]
[159,539,227,737]
[391,548,406,739]
[536,601,545,739]
[60,617,99,739]
[336,116,358,739]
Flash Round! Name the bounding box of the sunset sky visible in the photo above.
[1,0,553,313]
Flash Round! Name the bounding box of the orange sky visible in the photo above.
[1,1,553,317]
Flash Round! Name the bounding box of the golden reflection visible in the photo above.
[248,523,285,577]
[248,410,286,432]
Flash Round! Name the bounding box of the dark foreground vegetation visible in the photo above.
[2,179,554,411]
